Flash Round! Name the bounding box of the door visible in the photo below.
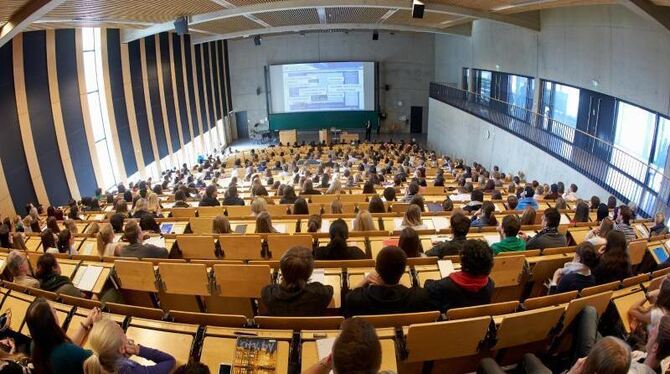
[410,106,423,133]
[235,111,249,139]
[575,91,616,161]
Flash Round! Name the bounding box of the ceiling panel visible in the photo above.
[196,16,264,35]
[492,0,615,13]
[223,0,281,6]
[324,7,389,24]
[26,21,146,31]
[255,8,320,27]
[1,0,32,23]
[384,9,460,27]
[48,0,224,24]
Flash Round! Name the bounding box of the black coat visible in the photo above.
[424,277,494,313]
[345,284,433,317]
[261,283,333,316]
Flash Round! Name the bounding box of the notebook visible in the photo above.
[432,217,450,231]
[426,203,444,212]
[144,236,166,248]
[234,224,247,234]
[233,337,278,373]
[438,260,456,278]
[160,223,174,235]
[316,337,336,374]
[653,246,669,264]
[308,269,325,284]
[73,265,104,292]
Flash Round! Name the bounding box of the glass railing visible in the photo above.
[429,82,670,218]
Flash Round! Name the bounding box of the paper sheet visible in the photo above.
[316,337,336,366]
[438,260,455,278]
[80,242,96,256]
[274,223,287,233]
[320,219,330,232]
[560,214,571,225]
[634,224,649,238]
[144,236,166,248]
[432,217,450,231]
[393,218,404,230]
[309,269,325,284]
[483,233,501,246]
[74,266,104,292]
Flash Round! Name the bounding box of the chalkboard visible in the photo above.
[269,111,379,130]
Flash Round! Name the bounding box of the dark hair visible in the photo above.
[596,203,609,222]
[375,246,407,285]
[35,253,58,280]
[363,181,376,194]
[173,362,211,374]
[575,241,598,269]
[524,186,535,198]
[398,227,423,258]
[450,213,471,238]
[618,206,632,224]
[0,225,9,248]
[124,219,142,244]
[283,185,297,201]
[205,184,217,198]
[26,298,72,374]
[507,195,518,210]
[325,219,349,259]
[544,207,561,228]
[655,279,670,310]
[175,190,186,201]
[471,189,484,202]
[279,246,314,290]
[590,196,601,210]
[56,229,72,254]
[41,228,56,251]
[227,185,239,198]
[292,198,309,215]
[656,315,670,362]
[407,182,419,196]
[501,215,521,237]
[573,202,590,222]
[332,318,382,374]
[607,195,617,209]
[110,213,125,233]
[409,195,425,212]
[368,195,386,214]
[459,240,493,276]
[479,201,497,226]
[583,336,631,374]
[140,214,160,233]
[598,231,631,282]
[307,215,322,233]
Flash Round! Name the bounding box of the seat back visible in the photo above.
[492,305,565,350]
[225,205,252,217]
[198,206,225,217]
[405,317,491,362]
[267,234,313,259]
[255,316,344,330]
[169,310,247,327]
[562,291,614,334]
[219,235,264,260]
[212,264,271,298]
[523,290,578,310]
[176,235,217,259]
[171,208,197,218]
[355,311,441,328]
[189,217,213,234]
[446,301,519,320]
[113,260,158,292]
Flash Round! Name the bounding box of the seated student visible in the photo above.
[199,185,221,207]
[426,212,470,258]
[593,230,632,285]
[36,253,84,297]
[302,318,382,374]
[140,214,161,234]
[260,246,333,316]
[650,212,669,237]
[306,214,323,233]
[330,200,343,214]
[519,206,537,226]
[584,217,614,246]
[222,186,245,206]
[400,204,427,230]
[255,211,279,234]
[57,229,78,255]
[292,198,309,215]
[84,318,176,373]
[463,189,484,213]
[353,210,376,231]
[520,208,567,250]
[383,186,397,202]
[300,179,321,195]
[563,183,580,201]
[628,278,670,334]
[398,227,424,258]
[171,190,191,209]
[613,205,637,242]
[367,195,386,214]
[572,201,590,223]
[424,240,494,313]
[596,203,610,222]
[402,182,420,203]
[345,246,432,317]
[251,197,268,217]
[314,219,366,260]
[549,241,598,294]
[516,186,539,210]
[491,215,526,255]
[97,223,120,257]
[212,215,232,234]
[280,185,298,205]
[118,220,169,258]
[110,213,125,234]
[507,195,518,211]
[41,228,59,254]
[470,201,498,228]
[7,250,40,288]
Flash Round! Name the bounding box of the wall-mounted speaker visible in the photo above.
[174,17,189,36]
[412,0,425,19]
[384,84,390,91]
[256,87,262,95]
[372,31,379,41]
[254,35,262,46]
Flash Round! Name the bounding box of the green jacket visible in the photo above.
[491,237,526,255]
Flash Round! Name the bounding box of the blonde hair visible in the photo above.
[64,219,78,234]
[147,193,160,213]
[134,198,148,214]
[85,222,100,235]
[97,223,115,256]
[331,200,343,214]
[83,318,124,374]
[401,204,423,227]
[353,210,376,231]
[251,198,267,216]
[326,178,342,194]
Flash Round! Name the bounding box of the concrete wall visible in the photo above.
[434,4,670,116]
[427,98,613,200]
[228,31,435,133]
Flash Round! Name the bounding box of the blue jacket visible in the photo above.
[516,197,538,210]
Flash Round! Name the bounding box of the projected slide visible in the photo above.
[270,62,375,113]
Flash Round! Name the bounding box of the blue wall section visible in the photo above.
[216,41,227,115]
[185,35,199,137]
[159,33,180,153]
[203,42,218,123]
[194,44,208,134]
[55,29,97,198]
[172,34,190,144]
[23,31,71,205]
[210,42,222,123]
[0,41,38,212]
[106,29,138,176]
[128,40,155,165]
[144,35,169,159]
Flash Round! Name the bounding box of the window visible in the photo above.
[81,27,120,190]
[614,101,656,162]
[652,116,670,170]
[462,68,470,91]
[540,81,580,128]
[472,69,534,117]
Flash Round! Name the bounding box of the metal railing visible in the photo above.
[429,82,670,218]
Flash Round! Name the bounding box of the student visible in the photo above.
[593,230,632,284]
[222,186,245,206]
[131,198,151,219]
[367,195,386,214]
[573,201,590,223]
[352,210,376,231]
[118,220,169,259]
[57,229,78,255]
[139,214,161,234]
[345,246,432,317]
[470,201,498,228]
[516,186,539,210]
[260,246,333,316]
[506,195,518,211]
[6,250,40,288]
[614,205,636,242]
[84,318,176,374]
[520,208,567,250]
[97,223,119,257]
[110,213,125,234]
[36,253,84,297]
[649,212,668,237]
[314,219,366,260]
[212,215,232,234]
[426,212,470,258]
[303,318,382,374]
[400,204,426,230]
[554,197,568,210]
[424,240,494,313]
[519,206,537,226]
[306,215,322,233]
[596,203,610,222]
[280,185,298,204]
[172,190,191,208]
[491,215,525,255]
[584,217,614,246]
[300,179,321,195]
[398,227,424,258]
[46,216,61,234]
[383,187,397,202]
[330,200,343,214]
[26,298,102,374]
[41,228,58,254]
[199,185,220,207]
[628,278,670,333]
[549,241,598,294]
[563,183,579,201]
[463,189,484,213]
[544,183,559,200]
[146,193,162,216]
[292,198,309,215]
[251,197,268,217]
[255,211,279,234]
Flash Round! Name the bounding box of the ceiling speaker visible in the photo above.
[254,35,262,46]
[174,17,189,36]
[412,0,425,19]
[372,30,379,40]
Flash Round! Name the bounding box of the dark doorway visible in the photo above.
[410,106,423,133]
[235,111,249,139]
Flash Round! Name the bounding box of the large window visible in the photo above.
[82,28,120,190]
[541,81,580,128]
[472,69,534,120]
[614,101,656,161]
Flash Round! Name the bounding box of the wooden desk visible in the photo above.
[200,327,292,374]
[125,319,199,366]
[301,328,397,372]
[613,291,646,334]
[279,130,297,145]
[73,262,113,295]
